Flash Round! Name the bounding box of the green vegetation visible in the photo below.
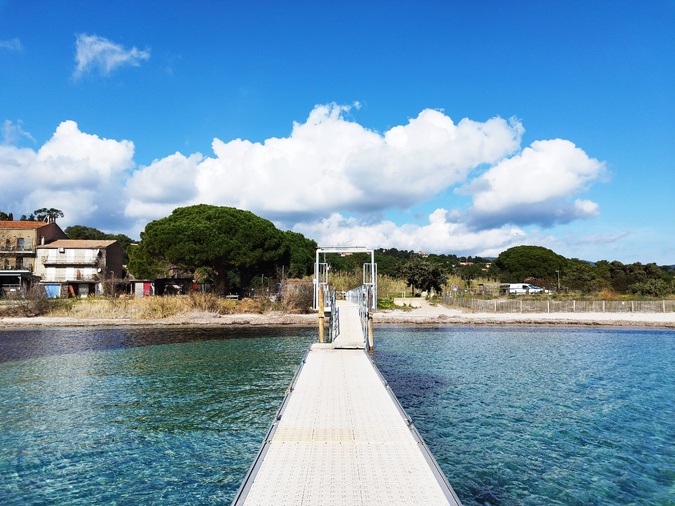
[316,245,673,298]
[491,246,567,283]
[399,256,447,294]
[127,205,316,295]
[488,246,673,297]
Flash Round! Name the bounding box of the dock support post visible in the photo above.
[318,285,325,343]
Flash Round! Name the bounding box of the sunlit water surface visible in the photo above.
[0,327,314,505]
[1,325,673,505]
[374,326,675,506]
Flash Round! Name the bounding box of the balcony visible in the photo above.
[40,274,99,283]
[40,256,98,266]
[0,264,33,273]
[0,245,36,254]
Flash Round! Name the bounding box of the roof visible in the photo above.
[0,220,51,230]
[36,239,118,249]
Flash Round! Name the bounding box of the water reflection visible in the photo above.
[0,325,310,362]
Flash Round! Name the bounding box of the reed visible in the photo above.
[377,275,409,298]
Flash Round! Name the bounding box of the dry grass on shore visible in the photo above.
[57,294,280,320]
[0,293,280,320]
[0,282,317,320]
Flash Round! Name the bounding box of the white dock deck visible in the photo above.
[332,300,366,349]
[233,300,461,505]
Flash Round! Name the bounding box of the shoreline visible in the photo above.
[2,300,675,329]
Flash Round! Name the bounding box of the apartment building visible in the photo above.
[0,220,67,296]
[35,240,124,297]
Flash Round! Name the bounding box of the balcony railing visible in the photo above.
[0,265,33,272]
[0,245,36,253]
[40,275,99,282]
[40,256,98,266]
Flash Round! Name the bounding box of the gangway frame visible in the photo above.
[312,246,377,312]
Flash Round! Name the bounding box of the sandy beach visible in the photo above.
[1,298,674,329]
[374,298,675,328]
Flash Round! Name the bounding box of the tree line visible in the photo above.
[490,245,674,297]
[4,206,673,297]
[1,208,64,222]
[319,245,674,297]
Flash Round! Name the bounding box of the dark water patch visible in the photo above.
[0,326,311,363]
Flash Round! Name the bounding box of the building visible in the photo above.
[35,240,124,298]
[0,220,67,296]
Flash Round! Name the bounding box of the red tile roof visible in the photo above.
[0,220,50,230]
[37,239,118,249]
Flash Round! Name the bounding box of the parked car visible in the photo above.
[499,283,548,295]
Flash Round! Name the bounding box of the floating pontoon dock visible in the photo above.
[232,300,462,505]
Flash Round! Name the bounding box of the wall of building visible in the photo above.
[104,243,124,279]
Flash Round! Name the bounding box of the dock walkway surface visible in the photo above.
[233,301,461,505]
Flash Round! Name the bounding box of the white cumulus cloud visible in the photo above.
[293,209,527,256]
[124,104,524,222]
[0,120,134,231]
[0,105,607,256]
[463,139,607,228]
[73,34,150,78]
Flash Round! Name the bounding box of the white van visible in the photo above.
[499,283,547,295]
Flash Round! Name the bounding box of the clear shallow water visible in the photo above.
[0,327,314,505]
[373,326,675,506]
[0,326,673,505]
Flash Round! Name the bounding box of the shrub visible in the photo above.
[377,298,395,310]
[280,280,314,313]
[630,279,673,298]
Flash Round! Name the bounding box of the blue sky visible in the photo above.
[1,0,673,264]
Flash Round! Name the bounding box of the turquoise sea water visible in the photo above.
[0,325,673,504]
[0,327,314,505]
[374,326,675,505]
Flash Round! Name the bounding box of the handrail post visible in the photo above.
[318,285,325,343]
[367,287,374,350]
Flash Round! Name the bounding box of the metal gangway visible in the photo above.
[231,247,462,505]
[312,246,377,314]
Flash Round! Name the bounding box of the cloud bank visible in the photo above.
[0,105,606,256]
[73,34,150,78]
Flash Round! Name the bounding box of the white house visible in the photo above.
[35,240,124,297]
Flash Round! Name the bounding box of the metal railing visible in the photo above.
[40,256,98,266]
[345,285,371,340]
[329,289,340,342]
[0,264,33,271]
[0,244,35,253]
[38,275,99,283]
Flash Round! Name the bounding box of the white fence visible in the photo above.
[442,294,675,313]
